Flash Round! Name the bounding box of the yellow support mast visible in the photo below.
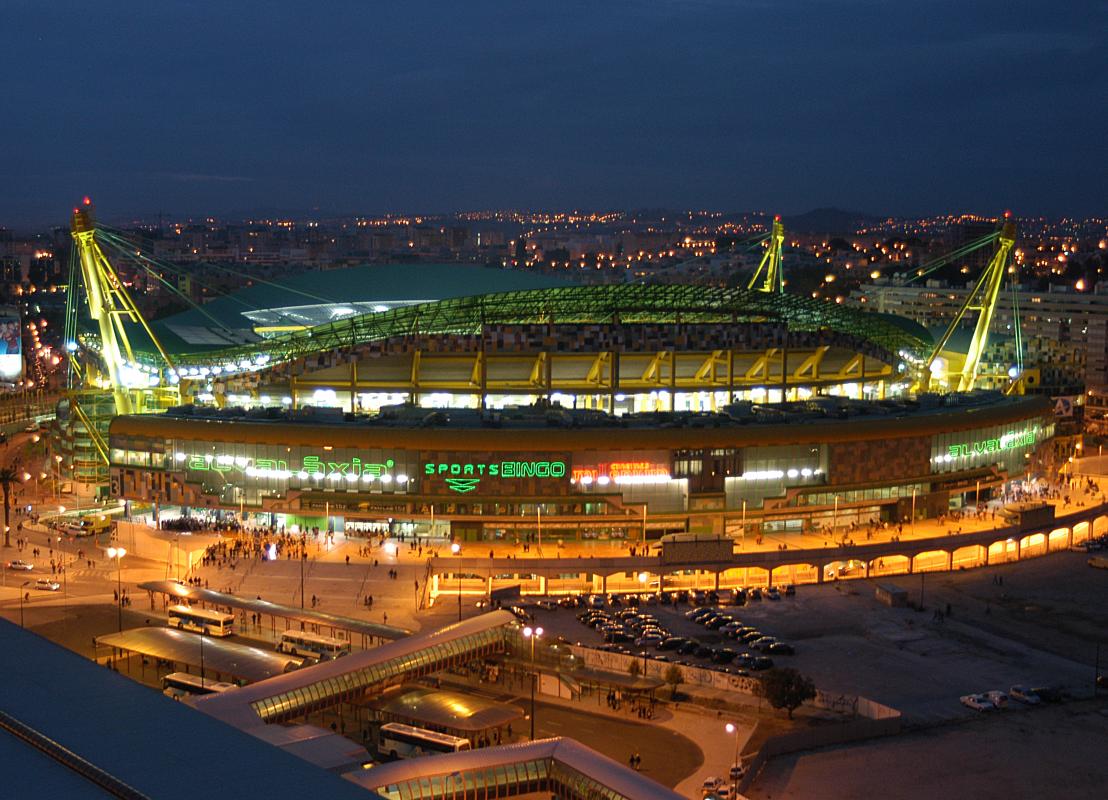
[748,214,785,293]
[925,215,1017,392]
[70,198,175,415]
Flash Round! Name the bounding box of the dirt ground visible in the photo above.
[748,698,1108,800]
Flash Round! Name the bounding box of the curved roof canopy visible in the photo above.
[118,283,932,375]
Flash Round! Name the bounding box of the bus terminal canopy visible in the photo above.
[366,685,525,734]
[139,580,412,640]
[344,735,684,800]
[96,627,301,681]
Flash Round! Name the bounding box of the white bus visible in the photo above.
[276,630,351,661]
[161,672,237,700]
[167,605,235,637]
[379,723,471,759]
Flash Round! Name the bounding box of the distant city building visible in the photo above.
[854,281,1108,390]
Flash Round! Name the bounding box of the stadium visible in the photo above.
[56,207,1054,546]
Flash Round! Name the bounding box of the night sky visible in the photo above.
[2,0,1105,227]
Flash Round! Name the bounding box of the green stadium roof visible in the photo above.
[104,282,932,373]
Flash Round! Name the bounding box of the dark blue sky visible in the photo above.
[2,0,1105,227]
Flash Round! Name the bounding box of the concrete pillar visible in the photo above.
[863,561,870,578]
[540,575,548,596]
[947,552,953,570]
[817,564,824,584]
[601,575,607,594]
[714,571,720,591]
[984,545,990,566]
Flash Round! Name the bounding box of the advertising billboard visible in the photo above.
[0,307,22,382]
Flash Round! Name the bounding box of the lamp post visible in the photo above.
[19,579,31,627]
[451,542,462,621]
[299,533,307,609]
[740,499,747,550]
[725,722,741,782]
[910,487,917,536]
[522,625,543,741]
[106,546,126,632]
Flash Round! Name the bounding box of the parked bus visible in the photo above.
[167,605,235,637]
[161,672,237,700]
[378,723,471,759]
[276,630,351,661]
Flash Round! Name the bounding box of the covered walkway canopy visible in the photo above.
[365,685,524,737]
[139,580,412,644]
[96,627,300,681]
[344,736,684,800]
[194,611,517,729]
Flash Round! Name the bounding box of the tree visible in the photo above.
[663,664,684,699]
[627,659,642,678]
[0,465,19,549]
[756,668,816,719]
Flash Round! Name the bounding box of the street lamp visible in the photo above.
[522,625,543,741]
[106,546,126,632]
[451,542,462,621]
[725,722,741,782]
[19,580,31,628]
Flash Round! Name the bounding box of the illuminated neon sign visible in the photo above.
[423,460,567,493]
[176,452,402,484]
[945,428,1037,460]
[571,460,672,486]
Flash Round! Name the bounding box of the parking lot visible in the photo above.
[523,550,1104,725]
[525,588,807,681]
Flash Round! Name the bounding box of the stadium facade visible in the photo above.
[110,393,1051,541]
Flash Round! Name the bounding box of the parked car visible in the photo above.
[766,642,795,655]
[677,640,701,655]
[673,590,690,603]
[636,635,665,648]
[658,637,687,651]
[705,615,735,630]
[694,645,715,659]
[984,690,1009,708]
[712,648,738,664]
[1029,686,1064,703]
[536,599,558,611]
[765,587,781,601]
[730,588,747,606]
[783,584,796,597]
[960,693,995,711]
[749,656,774,671]
[1008,685,1041,705]
[748,588,763,601]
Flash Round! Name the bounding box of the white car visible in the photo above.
[1009,685,1041,705]
[702,776,723,795]
[34,578,61,592]
[6,560,33,571]
[960,693,995,711]
[984,690,1009,708]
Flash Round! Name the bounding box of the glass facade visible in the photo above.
[251,625,508,723]
[724,444,827,509]
[931,420,1051,476]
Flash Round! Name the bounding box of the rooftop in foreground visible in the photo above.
[0,619,372,800]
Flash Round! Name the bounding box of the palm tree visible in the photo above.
[0,465,19,549]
